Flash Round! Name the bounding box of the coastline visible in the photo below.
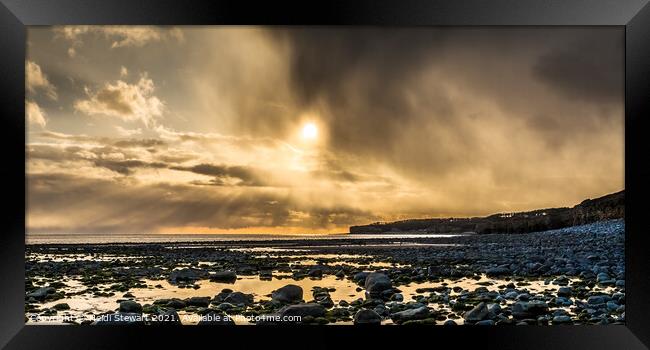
[25,219,624,325]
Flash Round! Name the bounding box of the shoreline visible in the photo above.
[25,219,624,326]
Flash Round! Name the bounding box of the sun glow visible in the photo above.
[301,123,318,140]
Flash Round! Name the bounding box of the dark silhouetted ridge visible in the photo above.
[349,190,624,234]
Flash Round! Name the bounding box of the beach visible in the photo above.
[25,219,625,325]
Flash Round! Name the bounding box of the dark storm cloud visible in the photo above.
[269,28,450,153]
[264,28,624,182]
[92,159,167,175]
[533,30,623,104]
[28,142,265,186]
[171,163,264,186]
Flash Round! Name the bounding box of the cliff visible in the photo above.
[349,190,624,234]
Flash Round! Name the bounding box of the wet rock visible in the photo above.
[210,270,237,283]
[168,269,202,284]
[364,272,392,295]
[353,309,382,325]
[307,267,324,278]
[464,302,489,322]
[390,306,430,324]
[223,292,254,306]
[278,303,326,318]
[316,296,334,308]
[487,303,501,318]
[374,304,389,317]
[615,280,625,287]
[52,303,70,311]
[152,309,182,325]
[476,320,495,325]
[553,315,572,324]
[511,301,548,319]
[272,284,303,304]
[166,298,186,309]
[587,295,609,305]
[554,297,573,306]
[186,297,211,307]
[26,287,55,301]
[216,303,235,311]
[557,287,572,297]
[486,266,510,277]
[552,276,570,286]
[516,293,531,301]
[353,272,370,284]
[444,320,457,326]
[259,270,273,280]
[119,300,143,314]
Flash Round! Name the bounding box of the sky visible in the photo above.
[25,26,624,234]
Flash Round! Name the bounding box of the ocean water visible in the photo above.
[26,232,464,245]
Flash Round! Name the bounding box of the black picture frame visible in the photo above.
[1,0,649,349]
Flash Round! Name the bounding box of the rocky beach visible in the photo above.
[25,219,624,326]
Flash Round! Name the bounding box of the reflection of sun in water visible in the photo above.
[301,123,318,140]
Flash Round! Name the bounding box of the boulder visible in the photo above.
[168,269,201,284]
[353,309,382,325]
[587,295,609,305]
[278,303,326,318]
[486,266,510,277]
[271,284,303,304]
[353,272,370,284]
[464,302,489,322]
[152,309,182,325]
[26,287,55,300]
[476,320,495,325]
[511,301,549,319]
[210,271,237,283]
[364,272,392,295]
[223,292,254,306]
[52,303,70,311]
[553,315,572,324]
[185,297,211,307]
[166,298,186,309]
[119,300,143,314]
[390,306,430,324]
[557,287,573,297]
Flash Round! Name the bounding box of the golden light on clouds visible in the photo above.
[25,26,624,235]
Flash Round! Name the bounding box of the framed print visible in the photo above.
[1,0,649,349]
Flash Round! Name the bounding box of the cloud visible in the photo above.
[56,26,184,49]
[92,159,167,175]
[172,163,264,186]
[26,101,47,127]
[114,126,142,137]
[74,74,164,126]
[26,61,57,100]
[25,27,624,234]
[533,29,623,104]
[26,173,374,233]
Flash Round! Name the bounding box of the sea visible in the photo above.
[26,233,464,245]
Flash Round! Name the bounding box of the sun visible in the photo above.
[301,123,318,140]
